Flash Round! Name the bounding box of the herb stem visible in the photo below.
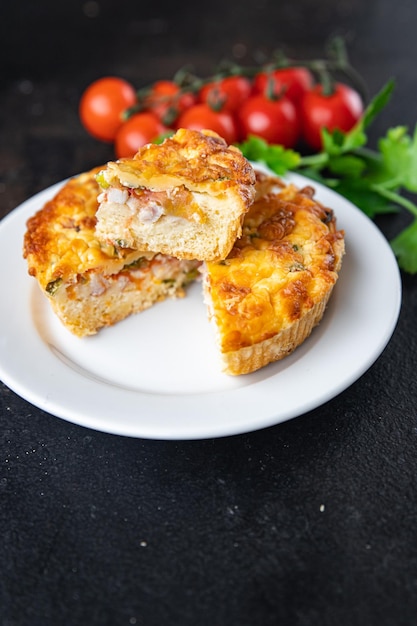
[298,153,329,168]
[372,185,417,218]
[351,147,381,164]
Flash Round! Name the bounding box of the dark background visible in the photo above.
[1,1,417,625]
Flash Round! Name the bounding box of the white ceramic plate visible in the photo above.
[0,172,401,440]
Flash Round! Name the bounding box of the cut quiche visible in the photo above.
[95,128,256,261]
[23,167,200,337]
[23,161,344,377]
[202,171,345,375]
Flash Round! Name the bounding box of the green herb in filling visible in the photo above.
[46,278,63,295]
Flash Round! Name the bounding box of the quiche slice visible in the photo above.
[95,128,256,261]
[202,171,345,375]
[23,167,200,337]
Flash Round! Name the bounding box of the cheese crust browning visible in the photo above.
[23,168,200,336]
[95,128,256,261]
[203,172,345,375]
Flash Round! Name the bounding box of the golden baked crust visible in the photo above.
[95,128,256,261]
[203,171,345,375]
[23,168,200,336]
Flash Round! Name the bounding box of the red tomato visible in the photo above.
[79,77,137,142]
[144,80,196,125]
[299,82,364,150]
[114,112,168,158]
[176,103,238,144]
[237,94,300,147]
[253,67,313,105]
[199,75,252,113]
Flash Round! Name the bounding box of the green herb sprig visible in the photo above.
[238,80,417,274]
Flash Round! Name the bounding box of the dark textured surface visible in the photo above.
[1,1,417,624]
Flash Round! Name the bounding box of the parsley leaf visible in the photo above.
[238,135,301,175]
[391,219,417,273]
[333,179,398,218]
[376,125,417,192]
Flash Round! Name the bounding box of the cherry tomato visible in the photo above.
[199,75,252,113]
[144,80,196,125]
[253,67,313,105]
[299,82,364,150]
[237,94,300,147]
[79,77,137,142]
[114,112,168,159]
[176,103,238,144]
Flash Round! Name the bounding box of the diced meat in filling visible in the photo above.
[99,186,206,224]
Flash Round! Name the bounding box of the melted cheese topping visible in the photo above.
[98,128,256,199]
[23,168,155,292]
[205,173,345,353]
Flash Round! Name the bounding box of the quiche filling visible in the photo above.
[97,184,207,227]
[47,254,199,299]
